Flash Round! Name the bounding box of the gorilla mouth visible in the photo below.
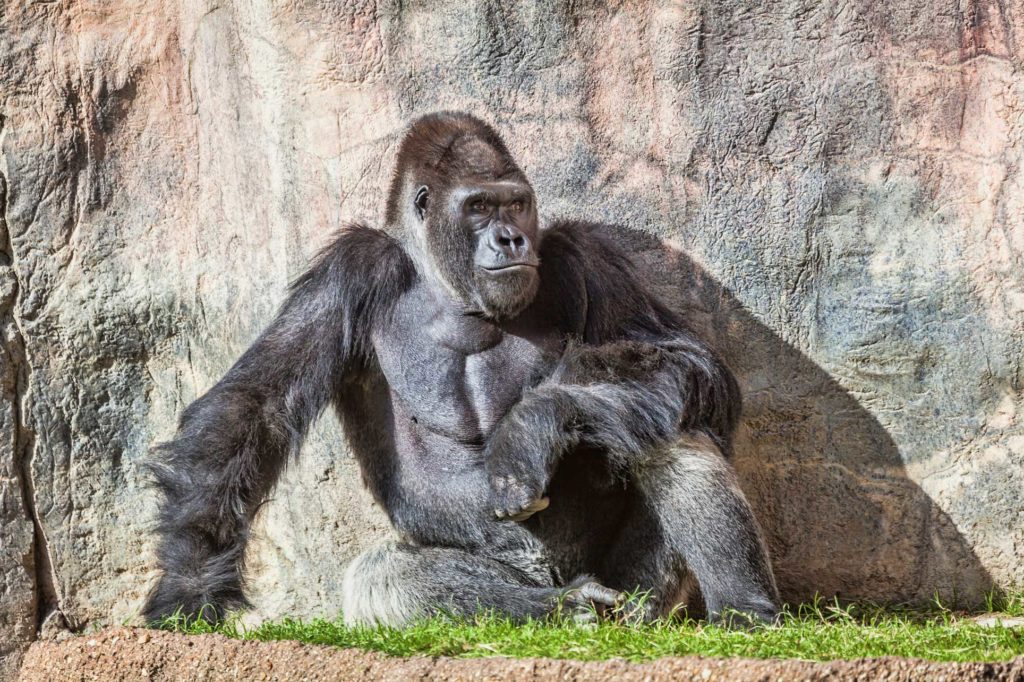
[481,263,538,272]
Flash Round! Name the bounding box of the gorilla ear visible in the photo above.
[414,186,429,219]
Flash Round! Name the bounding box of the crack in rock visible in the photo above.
[0,112,63,646]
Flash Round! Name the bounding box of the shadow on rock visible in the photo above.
[603,224,994,608]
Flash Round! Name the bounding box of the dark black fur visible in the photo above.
[143,112,779,626]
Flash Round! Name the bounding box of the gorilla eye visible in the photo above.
[470,200,488,214]
[509,201,523,213]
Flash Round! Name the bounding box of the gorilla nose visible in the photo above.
[491,224,530,260]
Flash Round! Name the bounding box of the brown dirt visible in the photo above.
[14,628,1024,682]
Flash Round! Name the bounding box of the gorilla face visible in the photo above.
[410,151,540,320]
[462,179,540,319]
[414,179,540,320]
[384,114,543,320]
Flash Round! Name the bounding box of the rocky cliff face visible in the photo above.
[1,0,1022,669]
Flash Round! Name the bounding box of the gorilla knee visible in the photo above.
[341,543,424,627]
[635,431,737,494]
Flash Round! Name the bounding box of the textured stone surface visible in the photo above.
[1,0,1023,669]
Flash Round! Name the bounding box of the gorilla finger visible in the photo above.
[524,496,550,513]
[578,582,623,607]
[496,506,526,521]
[504,497,546,521]
[504,496,550,522]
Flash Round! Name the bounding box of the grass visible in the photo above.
[159,592,1024,663]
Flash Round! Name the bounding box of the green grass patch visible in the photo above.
[159,593,1024,663]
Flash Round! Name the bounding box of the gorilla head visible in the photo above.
[384,112,540,320]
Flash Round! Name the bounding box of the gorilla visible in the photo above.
[143,112,780,627]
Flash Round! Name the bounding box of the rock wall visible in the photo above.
[2,0,1022,668]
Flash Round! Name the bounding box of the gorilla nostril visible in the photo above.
[493,224,527,256]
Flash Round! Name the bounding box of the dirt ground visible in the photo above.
[13,627,1024,681]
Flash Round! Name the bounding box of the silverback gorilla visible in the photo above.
[143,112,780,627]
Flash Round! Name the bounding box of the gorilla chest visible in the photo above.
[373,298,557,442]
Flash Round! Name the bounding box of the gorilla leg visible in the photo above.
[341,542,621,626]
[604,432,779,625]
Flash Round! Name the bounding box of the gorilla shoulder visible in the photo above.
[289,224,415,347]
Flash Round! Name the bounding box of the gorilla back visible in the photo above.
[144,111,780,627]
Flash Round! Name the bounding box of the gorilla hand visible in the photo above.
[560,577,624,624]
[485,390,577,521]
[486,440,550,521]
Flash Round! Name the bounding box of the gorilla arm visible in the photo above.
[485,220,742,519]
[143,225,411,623]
